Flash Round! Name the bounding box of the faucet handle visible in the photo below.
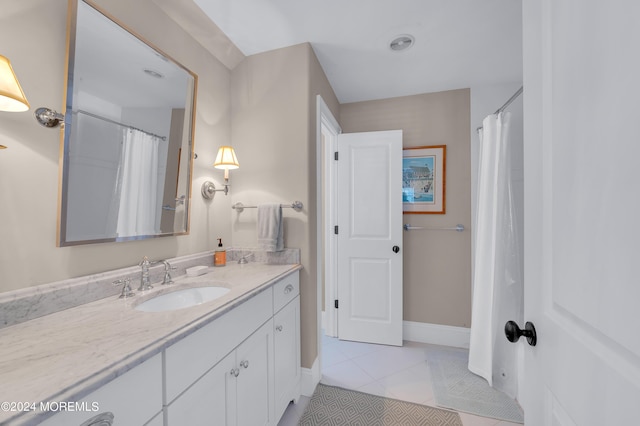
[161,260,177,285]
[162,271,175,285]
[113,278,135,299]
[139,256,150,267]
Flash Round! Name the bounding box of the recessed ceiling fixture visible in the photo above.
[389,35,415,52]
[143,68,164,79]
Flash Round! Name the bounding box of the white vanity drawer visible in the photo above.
[164,288,273,403]
[273,271,299,313]
[41,354,162,426]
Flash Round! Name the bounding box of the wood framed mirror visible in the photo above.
[58,0,197,246]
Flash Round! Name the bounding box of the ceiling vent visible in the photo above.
[389,35,415,52]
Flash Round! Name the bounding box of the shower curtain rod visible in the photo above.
[75,109,167,141]
[494,86,523,115]
[476,86,523,132]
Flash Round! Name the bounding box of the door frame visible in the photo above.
[315,95,341,358]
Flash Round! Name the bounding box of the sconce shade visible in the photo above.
[214,146,240,170]
[0,55,30,112]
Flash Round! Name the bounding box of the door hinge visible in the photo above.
[334,299,339,309]
[334,151,339,161]
[334,225,339,234]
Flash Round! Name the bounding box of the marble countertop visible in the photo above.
[0,262,301,425]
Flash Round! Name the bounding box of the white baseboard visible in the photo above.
[300,356,321,397]
[403,321,470,349]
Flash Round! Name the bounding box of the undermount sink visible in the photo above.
[135,286,230,312]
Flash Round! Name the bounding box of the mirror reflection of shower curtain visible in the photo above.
[116,128,161,238]
[66,112,122,241]
[468,112,524,398]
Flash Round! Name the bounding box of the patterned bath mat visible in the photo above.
[427,348,524,423]
[299,383,462,426]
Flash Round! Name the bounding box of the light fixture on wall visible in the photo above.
[201,146,240,198]
[0,55,30,149]
[34,107,65,128]
[0,55,30,113]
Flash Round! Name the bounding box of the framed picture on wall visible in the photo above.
[402,145,446,214]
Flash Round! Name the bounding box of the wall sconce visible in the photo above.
[201,146,240,198]
[0,56,65,128]
[0,55,30,150]
[0,55,30,113]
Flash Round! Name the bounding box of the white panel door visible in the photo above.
[522,0,640,424]
[337,130,403,346]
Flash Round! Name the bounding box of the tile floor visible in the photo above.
[278,334,522,426]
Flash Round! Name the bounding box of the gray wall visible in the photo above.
[230,43,339,369]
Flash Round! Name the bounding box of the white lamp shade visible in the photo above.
[0,55,29,112]
[214,146,239,169]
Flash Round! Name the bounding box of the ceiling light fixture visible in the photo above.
[389,35,415,52]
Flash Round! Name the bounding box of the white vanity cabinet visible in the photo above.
[166,320,274,426]
[39,270,300,426]
[40,353,162,426]
[165,270,300,426]
[164,288,273,404]
[166,350,236,425]
[272,274,301,420]
[233,320,275,426]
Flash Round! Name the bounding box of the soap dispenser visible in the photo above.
[214,237,226,267]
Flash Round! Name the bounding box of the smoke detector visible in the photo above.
[389,35,415,52]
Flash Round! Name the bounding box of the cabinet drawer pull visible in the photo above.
[80,412,115,426]
[276,325,283,332]
[230,367,240,377]
[284,284,294,294]
[240,360,249,369]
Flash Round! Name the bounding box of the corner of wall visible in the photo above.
[300,356,321,397]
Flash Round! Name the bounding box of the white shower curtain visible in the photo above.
[116,128,161,238]
[468,112,523,398]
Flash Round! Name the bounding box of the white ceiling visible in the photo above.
[193,0,523,103]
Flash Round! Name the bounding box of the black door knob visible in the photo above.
[504,320,537,346]
[392,246,400,253]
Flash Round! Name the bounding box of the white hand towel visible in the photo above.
[257,204,284,252]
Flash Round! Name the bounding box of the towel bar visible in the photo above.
[232,201,303,213]
[403,224,465,232]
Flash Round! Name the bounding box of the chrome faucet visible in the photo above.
[158,260,176,285]
[138,256,153,291]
